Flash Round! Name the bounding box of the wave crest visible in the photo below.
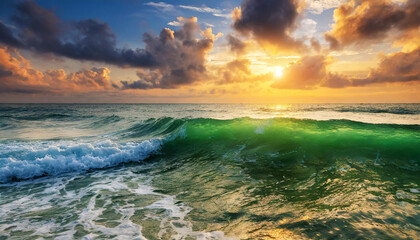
[0,139,162,182]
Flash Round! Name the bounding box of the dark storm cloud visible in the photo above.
[120,17,219,89]
[12,0,61,39]
[0,0,157,68]
[56,19,157,68]
[232,0,303,51]
[0,22,22,47]
[325,0,420,49]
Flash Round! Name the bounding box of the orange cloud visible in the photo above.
[393,28,420,52]
[0,46,116,94]
[356,47,420,86]
[325,0,420,49]
[272,55,332,89]
[272,49,420,89]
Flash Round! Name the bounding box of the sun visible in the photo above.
[274,67,284,78]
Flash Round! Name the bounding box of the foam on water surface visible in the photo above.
[0,167,234,239]
[0,104,419,239]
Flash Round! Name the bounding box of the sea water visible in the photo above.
[0,104,419,239]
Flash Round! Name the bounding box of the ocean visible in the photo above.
[0,103,419,239]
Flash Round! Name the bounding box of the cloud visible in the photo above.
[179,5,220,14]
[178,4,232,18]
[272,55,330,89]
[349,47,420,87]
[121,17,221,89]
[168,20,183,27]
[324,0,420,49]
[212,13,232,19]
[0,0,157,68]
[0,46,116,94]
[201,28,223,41]
[232,0,304,52]
[144,2,175,12]
[393,28,420,52]
[306,0,347,14]
[146,2,229,18]
[226,34,247,55]
[67,67,114,90]
[292,18,317,40]
[0,21,21,47]
[0,47,51,93]
[218,59,251,84]
[0,1,223,90]
[310,38,321,52]
[322,48,420,88]
[272,49,420,89]
[213,58,273,85]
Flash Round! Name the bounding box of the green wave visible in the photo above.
[142,117,419,238]
[129,117,419,167]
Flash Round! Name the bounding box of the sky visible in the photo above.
[0,0,419,103]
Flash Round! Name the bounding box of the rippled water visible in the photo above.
[0,104,419,239]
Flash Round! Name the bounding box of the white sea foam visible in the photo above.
[0,139,162,182]
[0,167,234,239]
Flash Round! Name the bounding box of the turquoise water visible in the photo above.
[0,104,419,239]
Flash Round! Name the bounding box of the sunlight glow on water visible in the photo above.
[0,104,419,239]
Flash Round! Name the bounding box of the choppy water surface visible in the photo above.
[0,104,419,239]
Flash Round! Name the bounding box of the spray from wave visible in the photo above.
[0,139,162,182]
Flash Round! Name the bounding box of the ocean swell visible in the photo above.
[1,117,418,183]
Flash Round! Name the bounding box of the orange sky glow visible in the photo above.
[0,0,419,103]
